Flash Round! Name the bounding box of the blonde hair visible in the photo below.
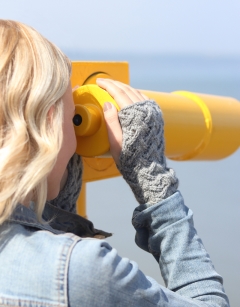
[0,20,71,224]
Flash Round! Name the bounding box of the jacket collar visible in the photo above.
[9,202,112,239]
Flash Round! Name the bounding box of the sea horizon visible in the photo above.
[65,51,240,99]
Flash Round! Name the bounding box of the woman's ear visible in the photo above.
[47,105,55,125]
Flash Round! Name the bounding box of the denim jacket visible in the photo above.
[0,191,229,307]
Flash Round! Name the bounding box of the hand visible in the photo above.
[96,79,148,165]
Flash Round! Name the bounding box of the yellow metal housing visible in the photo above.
[73,85,120,157]
[71,62,129,217]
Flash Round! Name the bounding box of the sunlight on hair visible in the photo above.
[0,20,72,224]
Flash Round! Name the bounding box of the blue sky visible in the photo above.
[1,0,240,56]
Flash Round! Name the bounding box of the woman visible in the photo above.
[0,20,229,306]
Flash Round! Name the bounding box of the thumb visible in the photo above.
[103,102,122,165]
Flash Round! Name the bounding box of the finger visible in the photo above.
[141,92,149,100]
[96,78,133,109]
[103,102,122,165]
[102,79,144,103]
[114,81,146,102]
[113,80,149,102]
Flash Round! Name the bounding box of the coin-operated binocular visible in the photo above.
[73,84,240,160]
[71,62,240,217]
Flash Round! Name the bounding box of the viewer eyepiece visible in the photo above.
[73,114,82,126]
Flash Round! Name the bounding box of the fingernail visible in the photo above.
[97,78,104,81]
[104,102,113,112]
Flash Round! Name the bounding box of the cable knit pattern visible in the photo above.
[49,153,83,213]
[118,100,179,205]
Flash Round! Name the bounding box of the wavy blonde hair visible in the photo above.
[0,20,71,224]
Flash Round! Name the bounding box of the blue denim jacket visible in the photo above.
[0,192,229,307]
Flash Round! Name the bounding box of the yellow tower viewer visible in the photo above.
[71,61,240,216]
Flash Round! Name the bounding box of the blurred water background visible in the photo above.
[67,52,240,307]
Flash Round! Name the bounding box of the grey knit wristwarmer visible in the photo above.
[49,153,83,213]
[117,100,179,205]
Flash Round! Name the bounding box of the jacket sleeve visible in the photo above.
[67,192,229,307]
